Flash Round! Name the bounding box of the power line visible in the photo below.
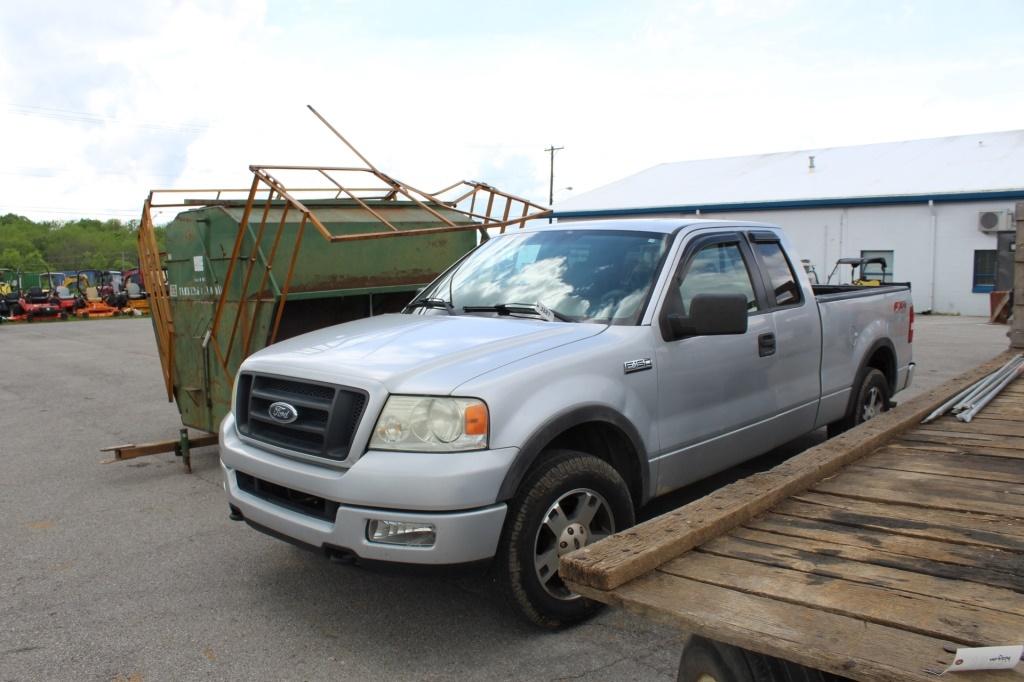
[3,103,213,134]
[0,205,139,217]
[0,166,183,179]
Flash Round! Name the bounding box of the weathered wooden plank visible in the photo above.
[743,515,1024,589]
[777,497,1024,550]
[787,492,1024,547]
[659,552,1024,646]
[914,426,1008,443]
[566,572,1023,682]
[696,533,1024,617]
[731,526,1024,592]
[859,448,1024,484]
[560,352,1015,591]
[921,419,1024,439]
[887,439,1024,461]
[974,412,1024,423]
[813,467,1024,519]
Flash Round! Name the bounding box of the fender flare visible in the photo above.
[843,337,897,417]
[495,404,651,504]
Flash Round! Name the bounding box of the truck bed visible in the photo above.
[812,282,910,301]
[561,352,1024,681]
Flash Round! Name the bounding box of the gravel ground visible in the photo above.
[0,314,1009,681]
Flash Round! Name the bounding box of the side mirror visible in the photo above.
[667,293,748,340]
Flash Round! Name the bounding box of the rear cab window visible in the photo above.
[749,234,802,307]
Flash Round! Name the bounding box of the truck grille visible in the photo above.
[235,373,367,461]
[235,471,339,521]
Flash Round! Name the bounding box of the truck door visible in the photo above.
[653,232,780,495]
[747,232,821,436]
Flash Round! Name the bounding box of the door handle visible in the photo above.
[758,332,776,357]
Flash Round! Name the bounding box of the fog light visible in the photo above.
[366,519,436,547]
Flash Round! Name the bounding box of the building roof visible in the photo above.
[554,129,1024,218]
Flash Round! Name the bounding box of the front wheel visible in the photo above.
[495,449,635,628]
[827,368,890,438]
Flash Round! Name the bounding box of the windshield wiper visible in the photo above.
[462,302,574,322]
[406,297,455,315]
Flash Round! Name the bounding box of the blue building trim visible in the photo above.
[553,189,1024,219]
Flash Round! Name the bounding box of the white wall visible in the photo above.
[560,200,1010,315]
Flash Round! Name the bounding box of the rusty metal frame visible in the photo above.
[139,119,551,407]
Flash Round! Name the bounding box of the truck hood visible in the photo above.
[240,313,606,394]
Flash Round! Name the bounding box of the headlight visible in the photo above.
[369,396,488,452]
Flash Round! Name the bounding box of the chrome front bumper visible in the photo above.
[220,413,511,565]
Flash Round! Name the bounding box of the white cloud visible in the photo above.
[1,0,1023,223]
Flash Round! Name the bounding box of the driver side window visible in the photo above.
[678,242,759,314]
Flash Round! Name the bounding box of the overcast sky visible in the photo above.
[1,0,1023,223]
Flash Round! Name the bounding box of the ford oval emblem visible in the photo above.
[268,401,299,424]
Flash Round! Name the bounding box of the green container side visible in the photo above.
[159,200,477,433]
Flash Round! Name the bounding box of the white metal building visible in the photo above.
[553,130,1024,315]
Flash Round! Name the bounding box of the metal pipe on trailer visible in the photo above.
[957,360,1024,422]
[920,353,1023,423]
[951,355,1024,411]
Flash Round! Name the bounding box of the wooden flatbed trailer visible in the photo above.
[561,352,1024,681]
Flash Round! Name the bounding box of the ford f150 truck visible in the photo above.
[220,219,914,627]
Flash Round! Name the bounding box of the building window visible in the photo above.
[973,250,997,293]
[860,250,893,283]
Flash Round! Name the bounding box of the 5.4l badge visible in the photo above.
[623,358,653,374]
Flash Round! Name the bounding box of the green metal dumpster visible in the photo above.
[134,162,549,466]
[152,199,477,436]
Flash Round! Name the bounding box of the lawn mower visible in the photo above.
[16,286,66,321]
[825,256,889,286]
[37,271,67,294]
[121,267,150,315]
[69,269,123,318]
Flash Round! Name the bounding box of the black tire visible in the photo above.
[827,368,890,438]
[11,303,23,316]
[678,636,845,682]
[495,449,635,628]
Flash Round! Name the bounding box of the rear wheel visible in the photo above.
[495,449,634,628]
[827,368,890,437]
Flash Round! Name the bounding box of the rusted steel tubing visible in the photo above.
[389,184,459,228]
[324,220,543,243]
[430,180,465,195]
[237,194,283,360]
[317,169,402,232]
[138,200,176,401]
[210,175,261,373]
[224,189,275,370]
[306,105,381,172]
[243,203,291,359]
[270,213,307,344]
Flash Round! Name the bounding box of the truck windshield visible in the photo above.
[415,230,669,324]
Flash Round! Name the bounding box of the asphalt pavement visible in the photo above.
[0,314,1010,681]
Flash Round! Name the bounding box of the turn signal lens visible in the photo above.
[464,403,488,436]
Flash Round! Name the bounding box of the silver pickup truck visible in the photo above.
[219,219,914,627]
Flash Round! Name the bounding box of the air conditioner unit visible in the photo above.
[978,210,1009,233]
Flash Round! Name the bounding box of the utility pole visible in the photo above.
[545,144,564,223]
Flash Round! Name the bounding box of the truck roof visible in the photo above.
[532,217,781,235]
